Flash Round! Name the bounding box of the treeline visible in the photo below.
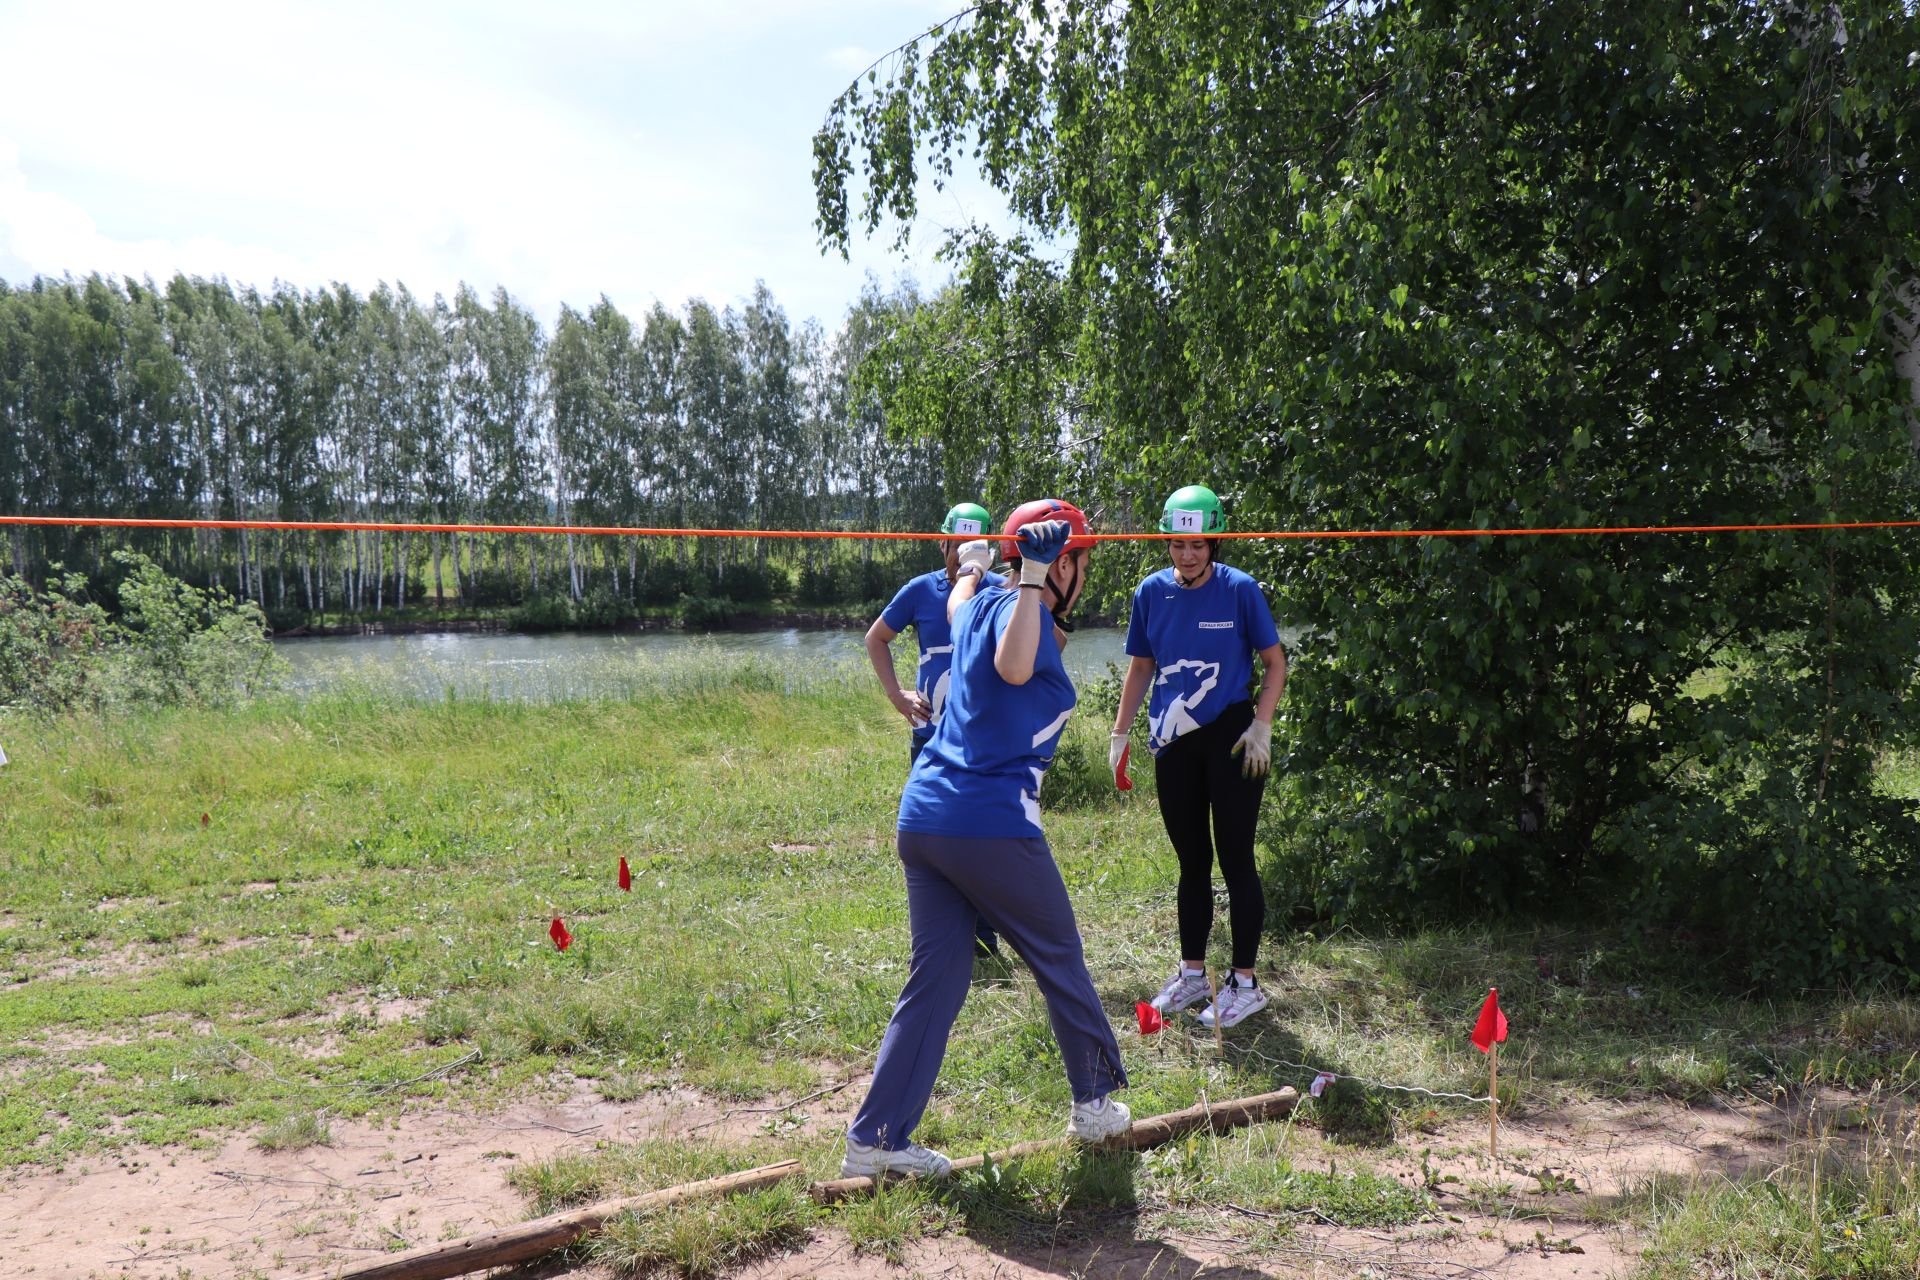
[0,273,965,624]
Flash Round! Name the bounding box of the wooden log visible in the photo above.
[332,1159,804,1280]
[809,1086,1298,1203]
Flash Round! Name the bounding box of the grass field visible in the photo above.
[3,664,1918,1276]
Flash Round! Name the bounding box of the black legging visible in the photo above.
[1153,700,1266,970]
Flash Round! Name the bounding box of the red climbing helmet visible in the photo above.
[999,498,1095,561]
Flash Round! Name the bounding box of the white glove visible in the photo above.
[1108,733,1129,773]
[956,539,994,580]
[1232,718,1272,777]
[1017,520,1070,587]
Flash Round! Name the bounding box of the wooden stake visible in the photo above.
[812,1086,1299,1204]
[1488,1041,1500,1161]
[1206,971,1224,1055]
[332,1159,803,1280]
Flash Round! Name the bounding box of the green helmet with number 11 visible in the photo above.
[941,502,991,537]
[1159,485,1227,535]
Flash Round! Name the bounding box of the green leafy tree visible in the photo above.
[817,1,1920,980]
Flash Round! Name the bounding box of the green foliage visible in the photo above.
[0,271,960,624]
[0,553,283,712]
[253,1111,332,1152]
[0,566,111,711]
[591,1185,815,1279]
[816,2,1920,984]
[1631,1149,1920,1280]
[508,594,576,631]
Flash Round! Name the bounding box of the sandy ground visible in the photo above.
[0,1076,1880,1280]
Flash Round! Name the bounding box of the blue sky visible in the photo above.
[0,0,1013,329]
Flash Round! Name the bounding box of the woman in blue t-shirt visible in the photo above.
[842,499,1131,1182]
[865,502,1007,958]
[1109,485,1287,1031]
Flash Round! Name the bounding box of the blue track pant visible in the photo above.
[848,831,1128,1151]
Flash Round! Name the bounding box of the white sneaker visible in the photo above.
[1150,967,1211,1014]
[841,1138,953,1180]
[1195,973,1269,1029]
[1067,1096,1132,1143]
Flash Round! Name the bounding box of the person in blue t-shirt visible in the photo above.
[864,502,1006,958]
[1109,485,1287,1031]
[842,499,1131,1182]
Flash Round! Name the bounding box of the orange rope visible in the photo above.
[1,514,1917,540]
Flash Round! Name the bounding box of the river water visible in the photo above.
[276,626,1134,702]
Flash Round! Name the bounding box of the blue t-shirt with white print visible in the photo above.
[899,585,1077,839]
[1124,564,1281,756]
[881,568,1007,741]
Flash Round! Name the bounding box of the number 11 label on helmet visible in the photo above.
[949,517,981,535]
[1168,509,1204,533]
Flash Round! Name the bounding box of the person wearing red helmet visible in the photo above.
[842,499,1130,1182]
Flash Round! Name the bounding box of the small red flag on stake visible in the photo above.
[1114,743,1134,792]
[549,916,572,951]
[617,856,632,892]
[1135,1001,1163,1035]
[1471,987,1508,1053]
[1471,987,1508,1161]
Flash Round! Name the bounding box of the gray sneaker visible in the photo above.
[1195,973,1269,1029]
[1150,967,1211,1014]
[841,1138,953,1180]
[1067,1096,1132,1143]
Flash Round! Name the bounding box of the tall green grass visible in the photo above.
[3,665,1920,1275]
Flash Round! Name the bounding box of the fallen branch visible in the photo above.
[330,1159,804,1280]
[809,1086,1299,1203]
[336,1085,1300,1280]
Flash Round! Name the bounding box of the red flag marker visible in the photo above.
[1114,743,1134,792]
[1135,1001,1163,1035]
[1472,987,1508,1160]
[549,916,572,951]
[1471,987,1508,1053]
[617,856,632,892]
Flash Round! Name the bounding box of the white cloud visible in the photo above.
[824,44,876,72]
[0,0,1017,326]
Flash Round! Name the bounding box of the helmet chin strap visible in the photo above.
[1042,555,1084,631]
[1174,557,1212,588]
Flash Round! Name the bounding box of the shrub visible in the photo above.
[509,594,573,631]
[0,554,284,713]
[677,593,734,630]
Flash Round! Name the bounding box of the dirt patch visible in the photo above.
[318,992,428,1026]
[26,935,260,984]
[0,1088,1895,1280]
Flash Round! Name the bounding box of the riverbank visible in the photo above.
[272,609,872,639]
[2,687,1916,1277]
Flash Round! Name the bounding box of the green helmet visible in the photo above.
[1159,485,1227,535]
[941,502,991,537]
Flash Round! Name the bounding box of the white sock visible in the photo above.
[1181,965,1205,977]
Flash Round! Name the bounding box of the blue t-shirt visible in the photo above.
[899,586,1077,839]
[1124,564,1281,755]
[881,568,1006,741]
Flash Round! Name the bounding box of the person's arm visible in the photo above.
[947,540,994,624]
[1111,656,1158,737]
[864,616,929,725]
[1233,643,1287,776]
[1253,642,1287,722]
[993,523,1069,685]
